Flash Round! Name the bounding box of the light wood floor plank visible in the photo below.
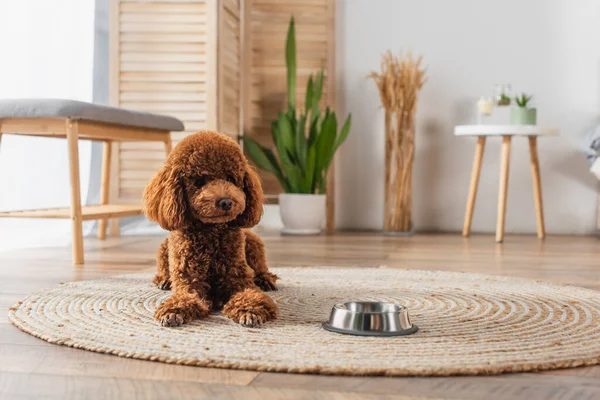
[0,344,258,385]
[0,324,49,346]
[251,372,600,400]
[0,371,431,400]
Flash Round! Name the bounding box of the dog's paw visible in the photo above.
[157,279,172,291]
[154,303,186,327]
[154,298,211,327]
[152,275,171,290]
[254,272,278,292]
[238,312,265,327]
[159,312,184,327]
[222,289,278,327]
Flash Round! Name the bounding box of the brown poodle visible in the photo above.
[143,130,279,328]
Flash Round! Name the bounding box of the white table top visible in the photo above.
[454,125,559,137]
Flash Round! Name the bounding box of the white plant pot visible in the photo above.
[279,193,326,235]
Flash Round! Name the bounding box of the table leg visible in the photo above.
[462,136,486,237]
[528,136,545,239]
[98,141,112,240]
[66,120,84,264]
[496,136,512,243]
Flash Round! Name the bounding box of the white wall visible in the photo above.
[0,0,95,250]
[335,0,600,234]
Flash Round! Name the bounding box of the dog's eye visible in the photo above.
[194,176,207,188]
[226,175,236,184]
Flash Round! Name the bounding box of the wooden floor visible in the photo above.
[2,233,600,400]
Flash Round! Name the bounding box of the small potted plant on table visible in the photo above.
[243,17,351,235]
[510,94,537,125]
[497,93,511,106]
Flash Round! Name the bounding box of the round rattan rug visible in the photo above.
[8,267,600,376]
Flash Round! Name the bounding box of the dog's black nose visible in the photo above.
[217,197,233,211]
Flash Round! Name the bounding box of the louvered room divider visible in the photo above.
[109,0,336,232]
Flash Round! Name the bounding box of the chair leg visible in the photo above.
[164,135,173,156]
[109,142,120,237]
[462,136,486,237]
[496,136,512,243]
[66,120,84,265]
[109,218,120,237]
[98,141,112,240]
[528,136,545,239]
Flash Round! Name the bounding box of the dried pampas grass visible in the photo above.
[369,51,427,232]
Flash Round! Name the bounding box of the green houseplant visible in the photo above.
[243,17,351,235]
[497,93,511,106]
[510,93,537,125]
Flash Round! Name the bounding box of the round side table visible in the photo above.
[454,125,559,242]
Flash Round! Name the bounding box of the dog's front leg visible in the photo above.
[152,237,171,290]
[244,230,278,291]
[154,269,211,327]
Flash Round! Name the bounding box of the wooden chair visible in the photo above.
[0,99,183,264]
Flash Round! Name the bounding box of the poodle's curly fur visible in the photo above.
[143,131,279,328]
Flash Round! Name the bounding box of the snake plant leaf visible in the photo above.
[262,146,283,175]
[309,106,320,142]
[318,173,326,194]
[309,70,324,127]
[286,104,295,121]
[333,114,352,153]
[277,112,296,159]
[243,137,278,173]
[285,16,296,111]
[272,122,283,158]
[307,114,319,147]
[280,152,302,193]
[305,143,317,193]
[243,137,289,191]
[322,106,330,127]
[315,112,337,180]
[273,120,301,193]
[270,120,280,149]
[316,106,331,143]
[285,163,303,193]
[288,113,296,149]
[313,69,324,105]
[263,147,291,192]
[295,114,307,172]
[320,113,347,175]
[305,76,314,112]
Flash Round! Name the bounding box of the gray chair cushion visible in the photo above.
[0,99,184,132]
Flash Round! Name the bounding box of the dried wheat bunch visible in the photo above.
[369,51,427,232]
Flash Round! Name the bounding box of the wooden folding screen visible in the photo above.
[110,0,241,204]
[218,0,242,138]
[110,0,335,231]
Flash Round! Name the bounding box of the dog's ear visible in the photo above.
[234,165,264,228]
[143,165,187,231]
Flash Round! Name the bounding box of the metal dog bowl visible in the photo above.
[322,301,418,337]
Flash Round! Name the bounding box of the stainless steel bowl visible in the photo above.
[322,301,418,336]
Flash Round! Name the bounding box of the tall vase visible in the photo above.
[384,109,415,234]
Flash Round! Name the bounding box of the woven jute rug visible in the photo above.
[8,267,600,376]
